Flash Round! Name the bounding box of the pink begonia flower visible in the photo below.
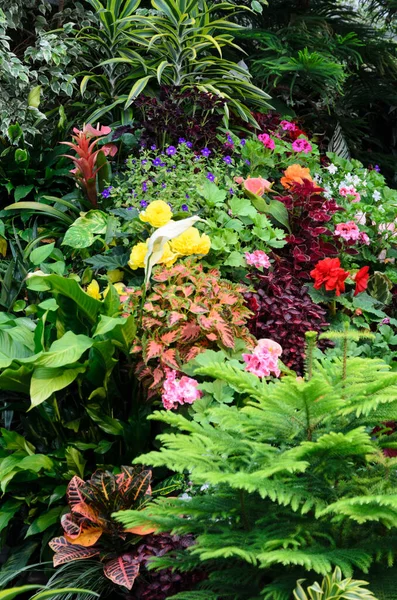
[234,176,244,184]
[334,221,361,242]
[242,338,282,379]
[291,138,312,153]
[354,211,366,225]
[162,369,202,410]
[339,185,361,203]
[245,250,271,269]
[244,177,272,197]
[280,120,298,132]
[358,232,370,245]
[101,143,118,157]
[258,133,276,150]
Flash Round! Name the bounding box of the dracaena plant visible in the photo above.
[124,260,255,393]
[293,567,377,600]
[61,123,116,207]
[49,466,155,590]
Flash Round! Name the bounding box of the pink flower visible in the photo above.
[243,177,272,197]
[234,176,244,184]
[339,185,361,203]
[101,143,118,157]
[258,133,276,150]
[280,120,298,132]
[291,138,312,153]
[358,232,370,245]
[334,221,361,242]
[354,211,366,225]
[242,338,282,378]
[245,250,271,269]
[162,369,202,410]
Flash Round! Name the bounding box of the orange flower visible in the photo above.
[281,164,312,189]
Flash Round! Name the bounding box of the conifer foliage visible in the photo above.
[115,350,397,599]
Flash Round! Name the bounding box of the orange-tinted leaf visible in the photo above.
[161,330,179,345]
[215,319,235,348]
[184,346,204,362]
[67,475,85,508]
[49,536,100,566]
[103,554,140,590]
[206,333,218,341]
[72,501,102,524]
[218,292,239,305]
[168,312,185,326]
[180,322,201,342]
[125,524,157,535]
[65,526,103,547]
[189,302,208,314]
[144,340,163,362]
[161,348,180,370]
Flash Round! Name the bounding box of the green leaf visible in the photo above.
[65,446,86,478]
[30,243,55,266]
[105,315,136,353]
[26,274,102,324]
[199,181,227,206]
[0,499,22,534]
[73,211,108,234]
[229,197,257,218]
[0,586,42,600]
[125,76,152,108]
[97,150,111,194]
[5,202,74,225]
[93,315,127,337]
[86,404,124,435]
[28,85,41,108]
[1,429,35,454]
[25,506,64,538]
[62,226,94,248]
[21,331,93,368]
[30,365,86,408]
[224,251,246,267]
[103,284,121,317]
[0,365,32,394]
[14,185,34,202]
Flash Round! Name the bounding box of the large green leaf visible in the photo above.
[0,499,22,534]
[62,226,94,249]
[26,274,102,324]
[0,364,32,394]
[25,506,64,538]
[29,243,55,266]
[5,203,74,225]
[0,587,99,600]
[93,315,129,337]
[20,331,93,368]
[30,365,87,408]
[0,330,34,369]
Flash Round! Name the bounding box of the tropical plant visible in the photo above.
[293,567,377,600]
[115,342,397,600]
[78,0,272,124]
[125,260,255,392]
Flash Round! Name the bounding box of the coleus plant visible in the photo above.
[124,261,255,393]
[49,466,155,590]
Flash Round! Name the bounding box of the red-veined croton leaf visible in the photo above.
[103,554,140,590]
[49,536,100,566]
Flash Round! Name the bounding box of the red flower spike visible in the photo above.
[353,266,370,296]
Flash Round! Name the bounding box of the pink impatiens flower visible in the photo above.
[245,250,271,269]
[242,338,282,378]
[291,138,312,153]
[258,133,275,150]
[334,221,361,242]
[162,369,202,410]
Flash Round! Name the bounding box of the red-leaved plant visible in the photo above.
[61,123,116,207]
[125,261,255,393]
[49,467,156,590]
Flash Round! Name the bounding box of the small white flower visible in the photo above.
[179,493,192,501]
[313,175,322,184]
[373,190,382,202]
[352,175,361,186]
[326,164,338,175]
[345,173,353,182]
[378,206,385,213]
[362,180,367,187]
[200,484,210,491]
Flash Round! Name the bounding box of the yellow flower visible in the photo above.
[194,233,211,256]
[128,242,148,270]
[107,269,124,283]
[158,241,178,267]
[86,279,101,300]
[170,227,211,256]
[103,282,126,298]
[139,200,172,228]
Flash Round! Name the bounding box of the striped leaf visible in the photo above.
[49,536,100,566]
[103,554,140,590]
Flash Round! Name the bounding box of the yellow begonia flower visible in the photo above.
[107,269,124,283]
[129,242,148,270]
[158,241,178,267]
[170,227,211,256]
[86,279,101,300]
[103,282,126,298]
[139,200,172,228]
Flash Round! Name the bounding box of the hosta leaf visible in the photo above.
[103,554,140,590]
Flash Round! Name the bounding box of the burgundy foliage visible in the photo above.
[275,180,343,278]
[135,87,227,150]
[245,268,329,373]
[131,533,205,599]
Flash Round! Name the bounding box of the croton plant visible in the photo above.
[49,467,156,590]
